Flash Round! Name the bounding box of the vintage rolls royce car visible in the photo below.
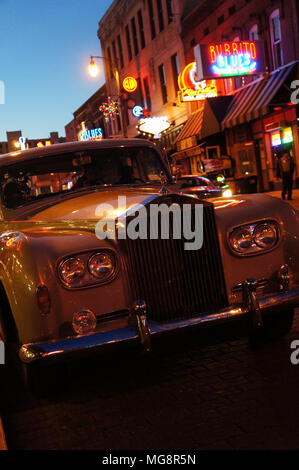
[0,139,298,385]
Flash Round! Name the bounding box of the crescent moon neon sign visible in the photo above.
[178,62,218,101]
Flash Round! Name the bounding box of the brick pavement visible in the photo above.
[1,310,299,450]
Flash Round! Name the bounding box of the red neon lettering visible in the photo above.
[243,42,250,54]
[224,43,231,55]
[250,42,257,59]
[215,44,222,56]
[209,45,216,63]
[232,42,238,55]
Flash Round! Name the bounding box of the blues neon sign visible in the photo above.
[81,127,103,141]
[194,41,265,80]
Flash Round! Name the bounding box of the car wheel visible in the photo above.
[249,308,294,347]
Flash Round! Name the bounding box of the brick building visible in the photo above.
[97,0,188,151]
[97,0,299,191]
[178,0,299,191]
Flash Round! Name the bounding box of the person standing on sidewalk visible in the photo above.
[279,150,295,200]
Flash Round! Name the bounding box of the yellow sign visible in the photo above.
[123,76,138,93]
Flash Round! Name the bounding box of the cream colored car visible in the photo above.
[0,139,298,388]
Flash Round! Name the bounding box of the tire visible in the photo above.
[249,308,294,347]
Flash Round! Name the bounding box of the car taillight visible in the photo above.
[37,285,51,315]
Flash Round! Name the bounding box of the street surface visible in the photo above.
[1,309,299,450]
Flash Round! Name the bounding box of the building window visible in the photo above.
[107,47,113,78]
[112,40,117,67]
[171,53,179,93]
[249,24,259,40]
[143,77,152,111]
[137,10,146,49]
[117,35,124,68]
[125,25,132,61]
[166,0,173,23]
[131,17,139,55]
[204,27,210,36]
[158,63,168,103]
[270,9,283,69]
[228,5,236,16]
[156,0,164,31]
[148,0,156,39]
[218,14,224,25]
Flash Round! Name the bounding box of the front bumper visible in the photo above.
[19,288,299,364]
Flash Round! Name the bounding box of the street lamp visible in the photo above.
[88,55,127,137]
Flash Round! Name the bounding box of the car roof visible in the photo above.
[0,138,158,168]
[179,175,211,181]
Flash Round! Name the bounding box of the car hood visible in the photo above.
[25,188,162,222]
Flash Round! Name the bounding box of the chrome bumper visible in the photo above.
[19,288,299,364]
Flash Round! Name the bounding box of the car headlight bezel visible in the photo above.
[58,249,118,288]
[228,220,280,256]
[88,251,117,282]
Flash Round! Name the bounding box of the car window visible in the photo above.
[0,147,166,210]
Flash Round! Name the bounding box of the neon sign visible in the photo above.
[271,131,281,147]
[81,128,103,141]
[132,105,143,117]
[282,127,293,144]
[178,62,217,101]
[138,116,170,139]
[123,76,138,93]
[194,41,266,80]
[19,136,26,150]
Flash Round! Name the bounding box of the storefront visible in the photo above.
[222,60,299,192]
[173,96,233,179]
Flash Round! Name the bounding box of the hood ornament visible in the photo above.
[159,171,170,194]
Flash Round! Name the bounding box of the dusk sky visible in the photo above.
[0,0,114,141]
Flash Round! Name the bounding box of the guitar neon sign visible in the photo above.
[178,62,217,101]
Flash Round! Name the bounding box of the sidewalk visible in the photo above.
[267,188,299,212]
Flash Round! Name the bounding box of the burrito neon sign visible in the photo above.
[178,62,217,101]
[194,40,265,80]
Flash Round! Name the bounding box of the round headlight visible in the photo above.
[88,251,116,282]
[223,189,232,198]
[253,223,277,249]
[59,257,85,286]
[72,309,97,335]
[230,227,253,252]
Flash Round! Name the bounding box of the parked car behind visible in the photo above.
[173,175,232,198]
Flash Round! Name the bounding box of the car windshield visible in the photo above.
[0,146,167,210]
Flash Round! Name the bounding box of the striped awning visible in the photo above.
[222,61,299,129]
[175,106,205,143]
[221,76,264,129]
[245,61,298,121]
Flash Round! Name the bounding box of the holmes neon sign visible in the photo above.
[194,40,265,80]
[178,62,217,101]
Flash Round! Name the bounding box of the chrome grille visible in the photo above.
[123,199,228,322]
